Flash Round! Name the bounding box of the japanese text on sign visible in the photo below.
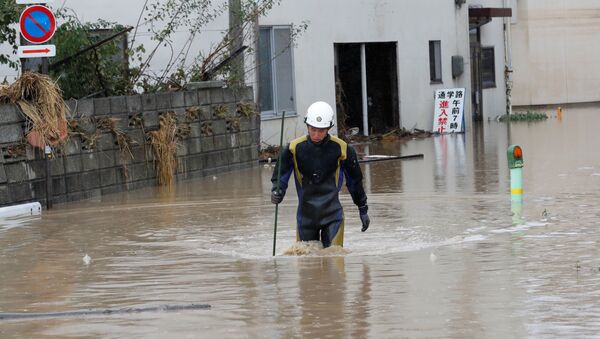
[432,88,465,134]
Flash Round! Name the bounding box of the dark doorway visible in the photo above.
[334,44,362,135]
[334,42,399,136]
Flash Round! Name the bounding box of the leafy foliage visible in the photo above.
[134,0,296,91]
[0,0,24,70]
[50,10,137,99]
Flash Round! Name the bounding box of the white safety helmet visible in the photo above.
[304,101,335,128]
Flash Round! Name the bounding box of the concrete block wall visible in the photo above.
[0,86,259,207]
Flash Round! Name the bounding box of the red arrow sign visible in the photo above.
[23,48,51,54]
[18,44,56,58]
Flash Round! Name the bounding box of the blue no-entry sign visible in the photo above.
[19,5,56,44]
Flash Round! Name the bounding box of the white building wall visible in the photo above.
[474,0,510,119]
[259,0,472,145]
[511,0,600,106]
[1,0,516,145]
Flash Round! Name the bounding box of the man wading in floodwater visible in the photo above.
[271,101,370,247]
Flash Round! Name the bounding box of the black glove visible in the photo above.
[358,205,370,232]
[271,189,284,204]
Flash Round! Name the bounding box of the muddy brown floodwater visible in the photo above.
[2,104,600,338]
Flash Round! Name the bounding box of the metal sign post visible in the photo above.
[17,2,57,209]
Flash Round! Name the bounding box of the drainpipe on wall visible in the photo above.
[253,2,260,110]
[41,58,53,209]
[252,1,263,145]
[360,43,369,136]
[229,0,244,88]
[504,0,514,116]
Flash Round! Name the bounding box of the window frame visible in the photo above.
[429,40,442,84]
[481,46,496,89]
[258,25,297,120]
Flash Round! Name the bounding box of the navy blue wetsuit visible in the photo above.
[271,134,367,247]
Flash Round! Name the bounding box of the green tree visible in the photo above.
[50,10,135,99]
[133,0,298,91]
[0,0,24,70]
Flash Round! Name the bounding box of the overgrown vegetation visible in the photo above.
[50,10,137,99]
[133,0,306,92]
[237,101,257,117]
[0,0,23,71]
[497,111,548,122]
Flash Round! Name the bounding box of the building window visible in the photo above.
[258,26,296,118]
[429,40,442,83]
[481,47,496,88]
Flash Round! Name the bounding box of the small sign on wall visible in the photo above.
[433,88,465,134]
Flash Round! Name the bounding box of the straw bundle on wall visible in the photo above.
[97,117,134,179]
[0,84,10,102]
[148,113,179,186]
[0,72,67,148]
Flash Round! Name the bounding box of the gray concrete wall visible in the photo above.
[0,86,259,207]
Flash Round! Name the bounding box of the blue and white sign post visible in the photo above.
[17,3,57,58]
